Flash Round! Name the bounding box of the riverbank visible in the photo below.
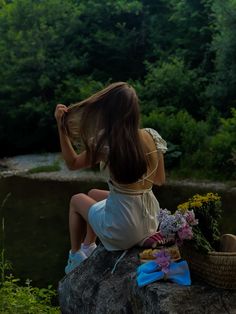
[0,153,235,190]
[0,153,107,182]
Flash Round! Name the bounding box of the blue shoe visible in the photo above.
[65,250,87,274]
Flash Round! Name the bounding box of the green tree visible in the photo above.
[139,0,214,117]
[74,0,143,80]
[169,0,214,70]
[141,0,213,70]
[0,0,142,156]
[0,0,84,155]
[207,0,236,114]
[141,0,175,62]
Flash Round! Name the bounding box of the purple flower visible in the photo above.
[158,208,171,221]
[153,249,171,273]
[158,208,197,245]
[177,224,193,241]
[174,212,187,228]
[184,210,198,226]
[159,209,184,237]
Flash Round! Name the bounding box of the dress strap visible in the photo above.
[108,180,152,195]
[138,162,158,185]
[146,149,158,156]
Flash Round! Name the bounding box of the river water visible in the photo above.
[0,176,235,288]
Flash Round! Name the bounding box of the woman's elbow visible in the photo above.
[156,179,165,186]
[65,160,77,170]
[155,174,166,186]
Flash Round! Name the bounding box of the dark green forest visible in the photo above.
[0,0,236,180]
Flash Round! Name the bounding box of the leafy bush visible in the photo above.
[139,58,205,117]
[207,108,236,179]
[54,75,105,105]
[0,275,60,314]
[142,108,209,170]
[142,106,236,180]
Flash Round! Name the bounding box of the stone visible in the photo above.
[58,245,236,314]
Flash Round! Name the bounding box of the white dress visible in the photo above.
[88,128,167,251]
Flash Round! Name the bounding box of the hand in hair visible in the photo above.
[54,104,68,127]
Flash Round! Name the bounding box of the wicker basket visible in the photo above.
[181,245,236,289]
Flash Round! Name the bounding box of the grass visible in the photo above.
[27,161,61,174]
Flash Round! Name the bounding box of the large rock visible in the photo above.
[58,245,236,314]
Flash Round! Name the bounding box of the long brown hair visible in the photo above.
[63,82,147,184]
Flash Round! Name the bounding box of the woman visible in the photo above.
[54,82,167,274]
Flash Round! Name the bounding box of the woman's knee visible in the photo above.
[88,189,98,199]
[70,193,86,207]
[70,192,95,219]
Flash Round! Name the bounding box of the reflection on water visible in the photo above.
[0,176,108,288]
[0,176,235,288]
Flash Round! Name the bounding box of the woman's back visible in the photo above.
[110,128,162,191]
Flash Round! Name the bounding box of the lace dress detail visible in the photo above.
[144,128,167,154]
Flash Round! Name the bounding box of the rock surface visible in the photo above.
[58,245,236,314]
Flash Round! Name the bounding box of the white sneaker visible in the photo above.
[65,250,87,274]
[81,243,97,257]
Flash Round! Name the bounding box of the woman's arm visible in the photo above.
[153,153,165,186]
[55,104,91,170]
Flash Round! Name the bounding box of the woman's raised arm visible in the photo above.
[55,104,91,170]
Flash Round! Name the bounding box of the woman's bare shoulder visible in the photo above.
[139,128,156,150]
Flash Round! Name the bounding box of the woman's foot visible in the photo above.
[81,242,97,257]
[65,250,87,274]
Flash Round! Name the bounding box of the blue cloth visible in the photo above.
[137,260,191,287]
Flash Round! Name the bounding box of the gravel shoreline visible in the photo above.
[0,153,107,182]
[0,153,234,190]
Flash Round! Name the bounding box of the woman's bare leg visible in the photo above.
[88,189,109,201]
[69,193,96,252]
[69,189,109,251]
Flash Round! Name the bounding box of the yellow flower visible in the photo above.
[177,202,189,212]
[190,201,202,208]
[205,192,221,202]
[177,192,221,212]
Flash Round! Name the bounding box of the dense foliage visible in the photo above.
[0,0,235,180]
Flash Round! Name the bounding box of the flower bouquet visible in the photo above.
[139,204,198,265]
[157,207,198,246]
